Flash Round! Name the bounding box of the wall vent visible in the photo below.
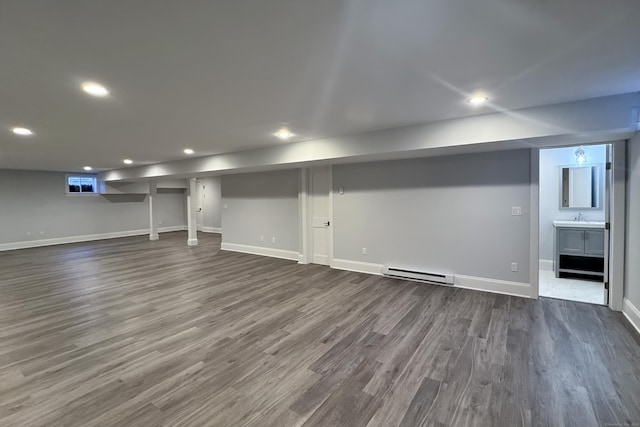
[382,266,454,286]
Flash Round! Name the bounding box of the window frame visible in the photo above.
[65,173,99,196]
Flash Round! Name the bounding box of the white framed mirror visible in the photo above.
[560,165,599,209]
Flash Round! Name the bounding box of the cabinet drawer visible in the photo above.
[585,230,605,255]
[558,229,585,254]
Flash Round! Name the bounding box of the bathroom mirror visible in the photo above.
[560,165,598,209]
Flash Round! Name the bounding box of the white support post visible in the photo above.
[187,178,198,246]
[149,182,159,241]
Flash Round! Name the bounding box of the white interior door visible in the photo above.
[603,144,612,305]
[309,167,332,266]
[195,180,204,231]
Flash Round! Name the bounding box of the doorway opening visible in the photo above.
[538,143,611,305]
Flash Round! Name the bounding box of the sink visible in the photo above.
[552,220,605,229]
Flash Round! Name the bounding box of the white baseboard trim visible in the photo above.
[0,225,188,252]
[220,242,300,262]
[160,225,188,233]
[454,275,531,298]
[332,259,383,275]
[539,259,554,271]
[330,259,531,298]
[201,227,222,234]
[313,254,330,265]
[623,298,640,337]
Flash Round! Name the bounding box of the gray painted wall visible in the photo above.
[0,170,186,244]
[199,176,222,229]
[332,150,532,283]
[625,134,640,311]
[221,170,299,252]
[538,145,606,261]
[156,189,187,228]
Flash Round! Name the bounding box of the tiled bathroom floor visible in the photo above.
[539,269,605,305]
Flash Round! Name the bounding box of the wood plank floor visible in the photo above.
[1,232,639,426]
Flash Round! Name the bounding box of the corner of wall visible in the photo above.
[220,242,299,262]
[623,298,640,337]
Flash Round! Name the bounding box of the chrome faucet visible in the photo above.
[575,212,585,221]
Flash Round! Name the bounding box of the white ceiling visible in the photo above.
[1,0,639,172]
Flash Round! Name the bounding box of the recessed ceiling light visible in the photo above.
[83,166,93,171]
[11,127,33,136]
[274,128,295,140]
[123,159,133,165]
[183,148,194,155]
[467,96,489,105]
[82,82,109,97]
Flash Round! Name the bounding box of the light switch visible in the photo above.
[339,186,344,195]
[511,206,522,216]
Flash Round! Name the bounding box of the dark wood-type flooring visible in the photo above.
[1,232,639,426]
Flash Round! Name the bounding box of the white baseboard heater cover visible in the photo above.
[383,266,454,285]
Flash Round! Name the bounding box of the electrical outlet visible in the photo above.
[39,231,44,236]
[362,247,367,255]
[223,203,228,209]
[511,206,522,216]
[272,237,276,243]
[260,236,264,242]
[26,231,31,236]
[339,186,344,195]
[511,262,518,272]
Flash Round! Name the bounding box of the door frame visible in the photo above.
[300,166,334,267]
[533,141,626,311]
[195,179,204,232]
[609,141,626,311]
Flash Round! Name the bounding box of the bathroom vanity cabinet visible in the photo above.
[554,225,605,280]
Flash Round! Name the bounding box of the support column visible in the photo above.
[187,178,198,246]
[149,182,159,241]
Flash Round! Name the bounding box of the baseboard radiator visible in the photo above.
[382,266,454,286]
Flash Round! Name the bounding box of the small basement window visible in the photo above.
[66,174,98,194]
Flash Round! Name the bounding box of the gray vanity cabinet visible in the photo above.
[584,230,604,256]
[557,229,585,254]
[555,227,605,280]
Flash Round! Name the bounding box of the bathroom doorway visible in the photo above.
[538,143,611,305]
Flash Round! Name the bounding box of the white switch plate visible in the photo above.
[339,186,344,195]
[223,203,228,209]
[511,262,518,272]
[272,237,276,243]
[362,247,367,255]
[511,207,522,216]
[260,236,264,241]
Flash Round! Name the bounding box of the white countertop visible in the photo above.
[552,220,605,229]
